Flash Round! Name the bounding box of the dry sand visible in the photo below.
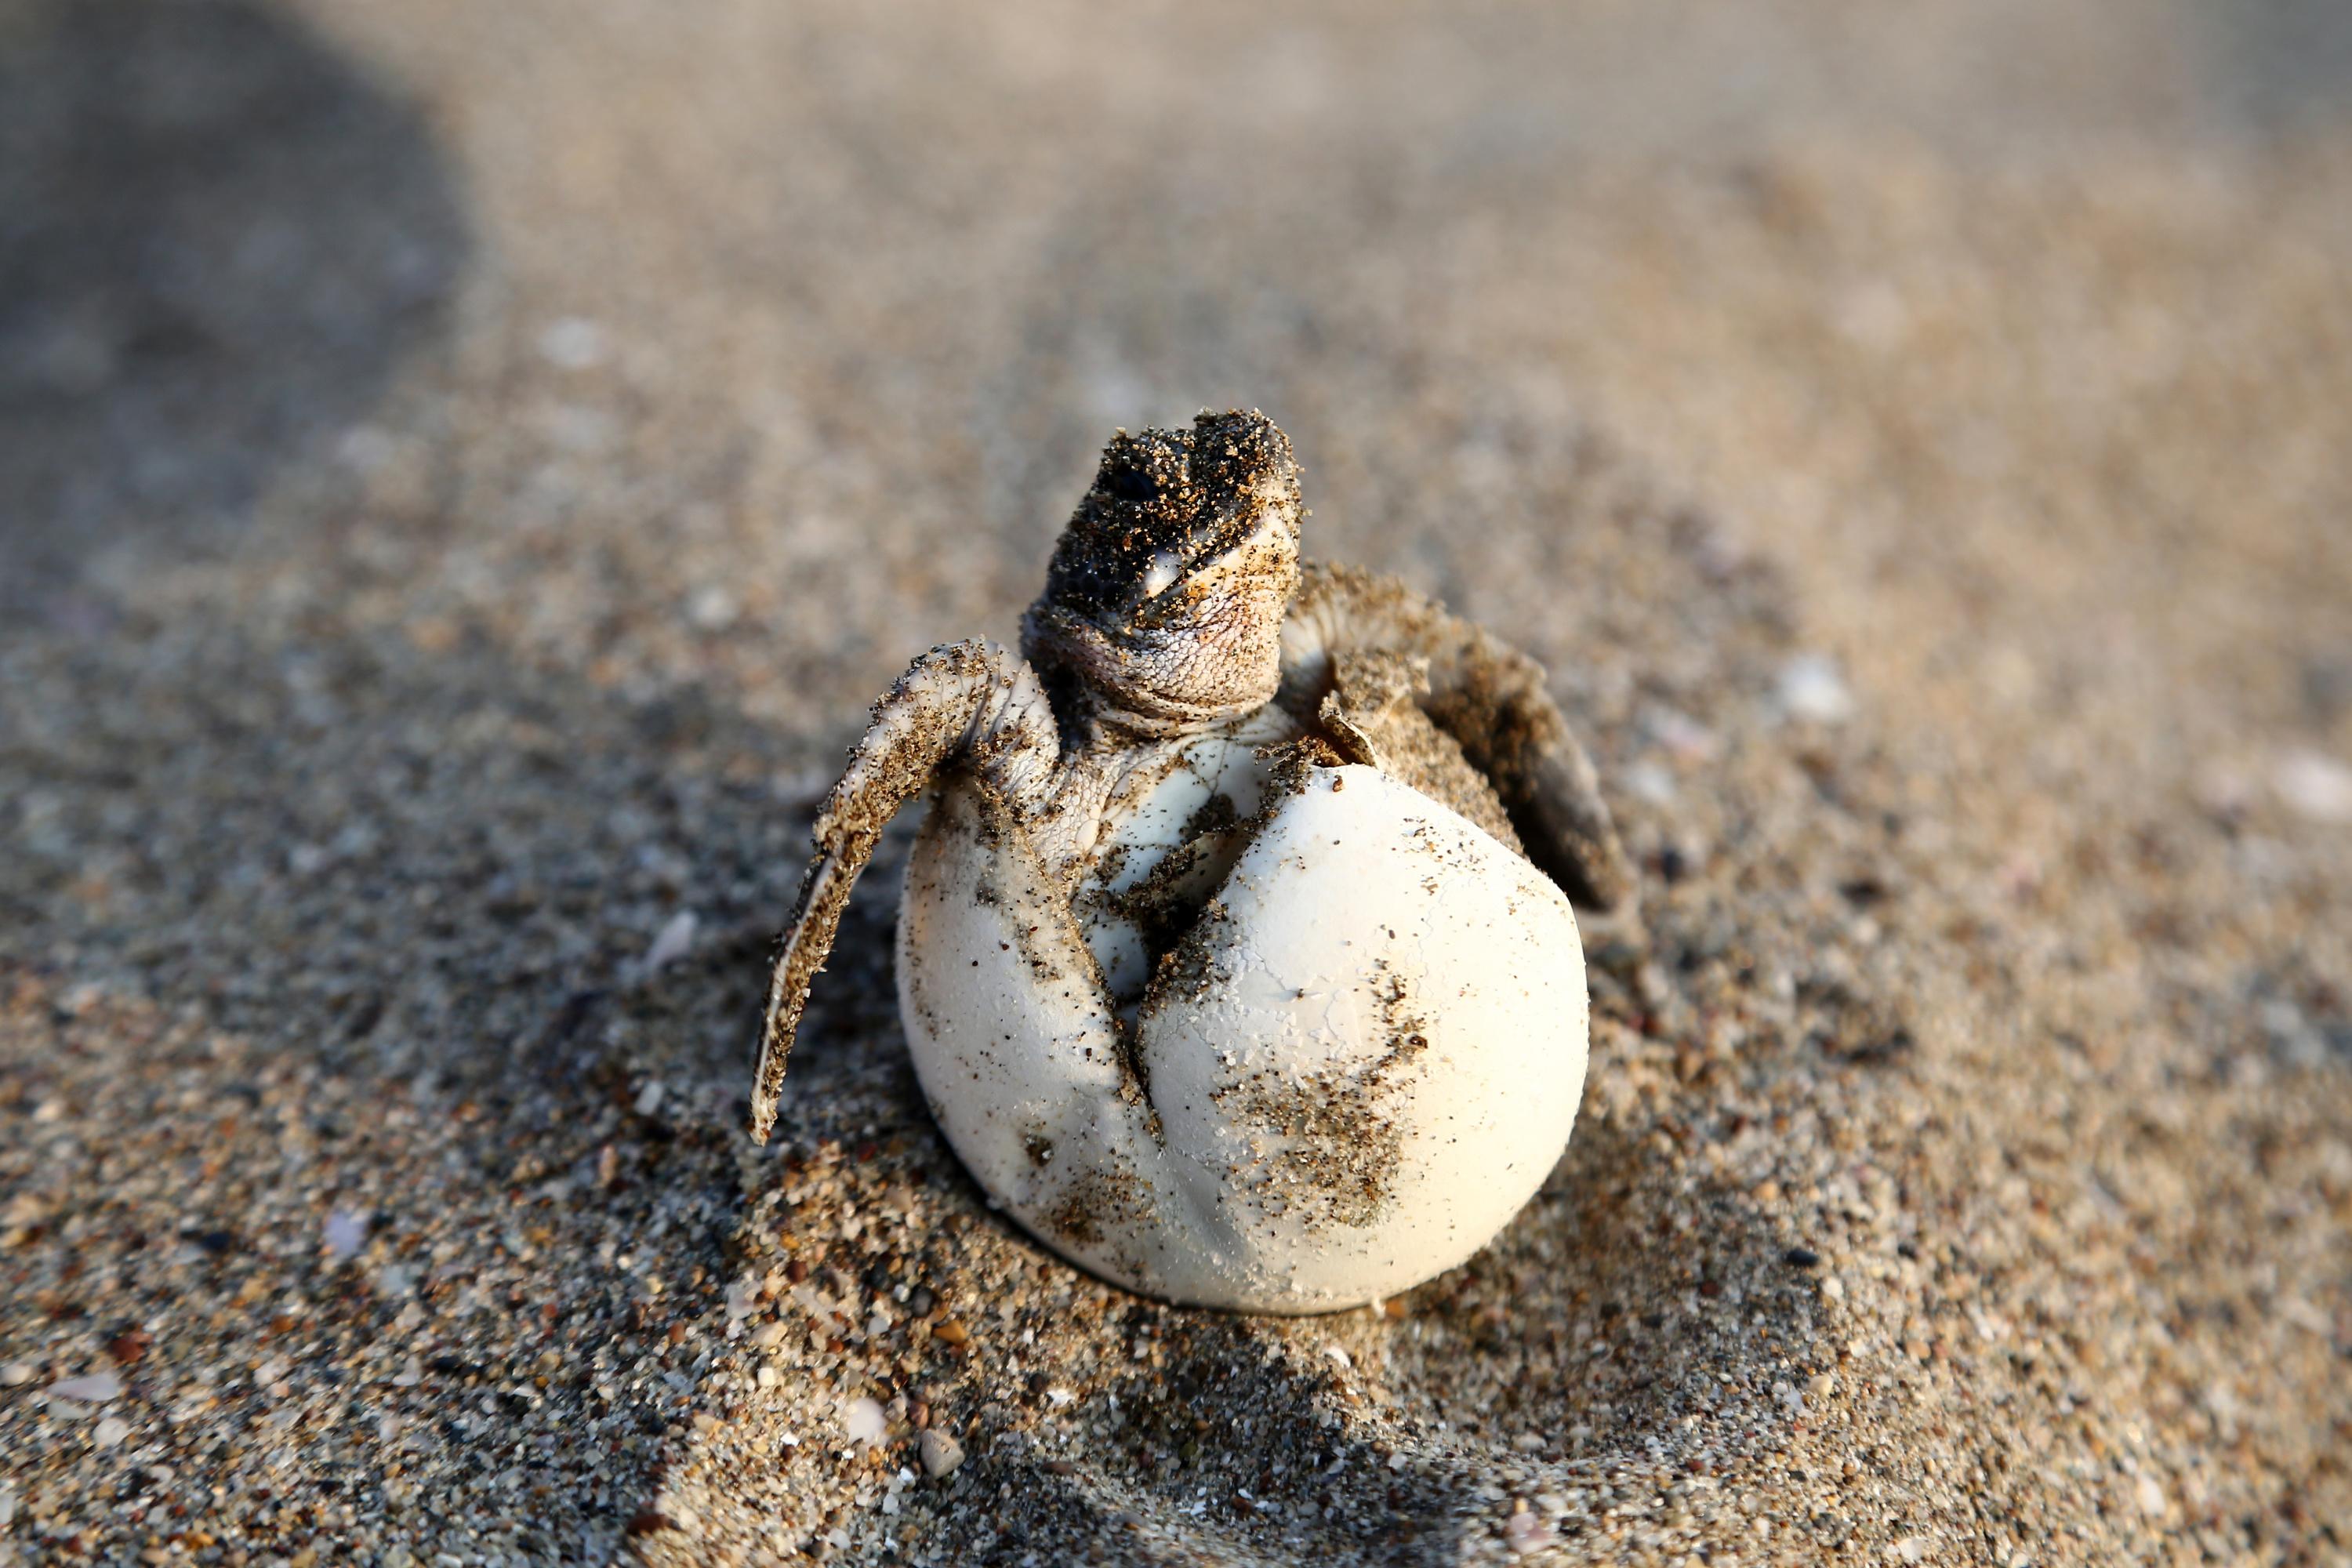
[2,0,2349,1563]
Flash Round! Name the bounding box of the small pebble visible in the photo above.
[325,1210,369,1260]
[537,316,608,370]
[1778,653,1855,724]
[687,586,739,631]
[918,1428,965,1479]
[92,1416,132,1448]
[0,1364,34,1388]
[1646,705,1720,762]
[48,1373,121,1404]
[1624,758,1678,804]
[2274,750,2352,823]
[1504,1507,1554,1555]
[840,1396,886,1445]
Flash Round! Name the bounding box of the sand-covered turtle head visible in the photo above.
[1022,408,1302,732]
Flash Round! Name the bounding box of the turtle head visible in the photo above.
[1022,409,1303,732]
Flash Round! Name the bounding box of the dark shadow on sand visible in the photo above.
[2196,0,2352,136]
[0,0,466,616]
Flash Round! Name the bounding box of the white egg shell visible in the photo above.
[898,762,1588,1313]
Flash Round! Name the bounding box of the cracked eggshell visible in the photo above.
[898,763,1587,1313]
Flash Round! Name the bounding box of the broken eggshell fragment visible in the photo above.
[899,760,1588,1314]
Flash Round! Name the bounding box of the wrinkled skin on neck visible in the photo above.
[1022,410,1302,742]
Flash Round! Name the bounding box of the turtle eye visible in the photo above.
[1105,464,1157,504]
[1139,550,1184,599]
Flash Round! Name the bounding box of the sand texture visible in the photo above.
[2,1,2350,1563]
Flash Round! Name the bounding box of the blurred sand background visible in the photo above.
[2,1,2350,1563]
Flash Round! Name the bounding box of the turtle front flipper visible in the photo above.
[754,639,1060,1142]
[1281,561,1635,914]
[1316,648,1524,854]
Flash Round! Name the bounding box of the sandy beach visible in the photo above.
[3,1,2349,1562]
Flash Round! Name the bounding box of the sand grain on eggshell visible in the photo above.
[3,1,2350,1564]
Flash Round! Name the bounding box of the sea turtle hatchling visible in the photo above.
[754,409,1633,1312]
